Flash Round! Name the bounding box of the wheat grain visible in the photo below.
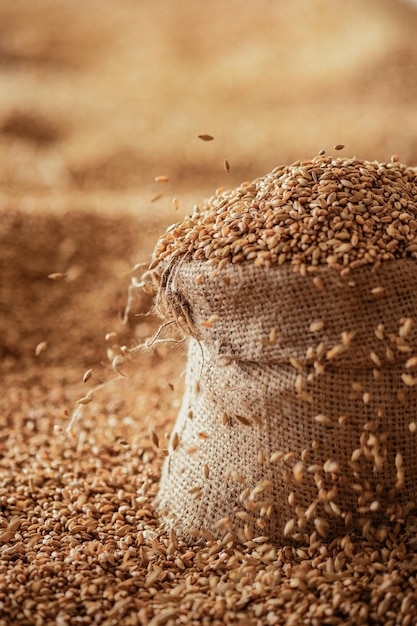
[48,272,67,280]
[35,341,48,356]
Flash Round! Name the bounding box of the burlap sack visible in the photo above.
[155,257,417,544]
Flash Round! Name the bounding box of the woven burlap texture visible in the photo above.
[155,257,417,544]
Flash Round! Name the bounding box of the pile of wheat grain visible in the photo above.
[151,153,417,276]
[1,371,417,625]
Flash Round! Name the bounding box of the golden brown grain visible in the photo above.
[269,327,278,343]
[293,462,304,482]
[405,356,417,369]
[309,320,325,332]
[201,314,220,328]
[119,153,417,626]
[48,272,68,280]
[83,367,93,383]
[314,414,332,426]
[76,395,93,405]
[35,341,48,356]
[401,373,417,387]
[150,156,417,277]
[270,451,284,463]
[172,431,179,450]
[233,413,251,426]
[370,351,382,367]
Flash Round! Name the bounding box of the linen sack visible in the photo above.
[155,257,417,543]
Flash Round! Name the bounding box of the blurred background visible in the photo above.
[1,0,417,196]
[1,0,417,370]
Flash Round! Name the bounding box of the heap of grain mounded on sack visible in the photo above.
[146,153,417,544]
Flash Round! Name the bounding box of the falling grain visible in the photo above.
[76,396,93,405]
[35,341,48,356]
[48,272,67,280]
[82,368,93,383]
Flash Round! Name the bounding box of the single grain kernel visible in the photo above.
[309,320,325,332]
[35,341,48,356]
[48,272,67,280]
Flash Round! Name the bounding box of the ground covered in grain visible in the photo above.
[3,0,417,624]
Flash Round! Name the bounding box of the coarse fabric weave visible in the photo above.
[155,258,417,543]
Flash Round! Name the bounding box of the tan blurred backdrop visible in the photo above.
[1,0,417,201]
[1,0,417,367]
